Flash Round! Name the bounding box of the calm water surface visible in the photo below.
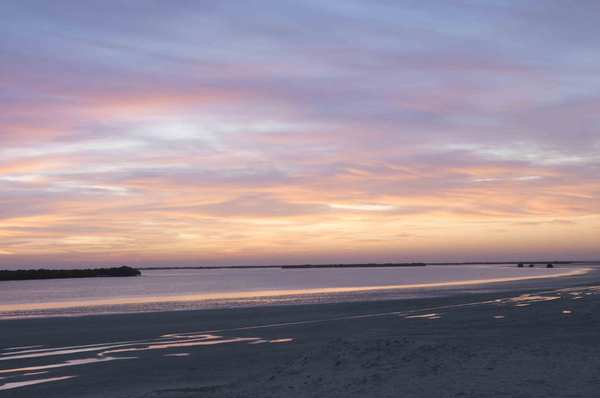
[0,265,586,319]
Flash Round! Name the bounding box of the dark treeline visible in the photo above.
[0,266,141,281]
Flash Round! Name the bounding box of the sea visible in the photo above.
[0,265,587,319]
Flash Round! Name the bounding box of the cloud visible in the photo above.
[328,203,395,212]
[1,1,600,265]
[188,193,330,218]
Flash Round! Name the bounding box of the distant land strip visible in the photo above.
[139,263,426,271]
[0,266,141,281]
[139,260,598,271]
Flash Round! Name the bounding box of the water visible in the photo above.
[0,265,587,319]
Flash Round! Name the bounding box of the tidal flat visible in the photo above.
[2,269,600,397]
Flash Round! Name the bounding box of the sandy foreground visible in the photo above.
[2,269,600,397]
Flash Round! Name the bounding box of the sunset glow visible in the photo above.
[1,1,599,267]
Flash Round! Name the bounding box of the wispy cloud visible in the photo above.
[1,1,599,266]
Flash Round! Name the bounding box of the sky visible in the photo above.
[1,1,599,268]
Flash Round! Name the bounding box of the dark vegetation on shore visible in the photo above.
[0,266,141,281]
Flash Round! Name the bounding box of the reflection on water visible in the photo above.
[0,375,75,391]
[22,371,48,377]
[487,293,563,309]
[507,294,561,303]
[0,357,130,374]
[405,313,441,319]
[0,331,294,391]
[269,338,294,343]
[0,341,140,361]
[103,337,262,355]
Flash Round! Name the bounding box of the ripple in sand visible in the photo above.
[0,356,132,375]
[508,295,561,304]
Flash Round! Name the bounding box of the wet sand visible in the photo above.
[2,268,600,397]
